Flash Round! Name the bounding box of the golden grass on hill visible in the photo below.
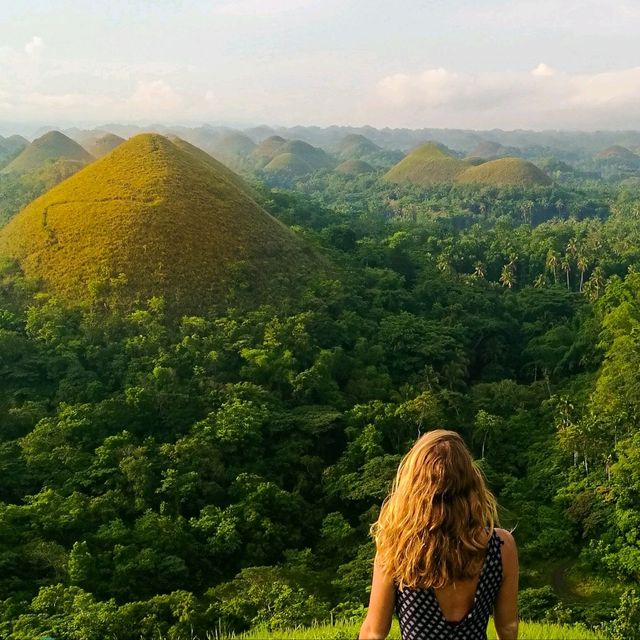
[385,144,552,187]
[384,143,471,185]
[0,133,320,313]
[335,159,375,175]
[457,157,553,186]
[2,131,94,175]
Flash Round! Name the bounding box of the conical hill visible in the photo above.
[457,157,552,186]
[384,142,470,185]
[2,131,94,174]
[0,133,319,312]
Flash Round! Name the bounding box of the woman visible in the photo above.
[358,429,518,640]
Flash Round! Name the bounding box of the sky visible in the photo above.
[2,0,640,131]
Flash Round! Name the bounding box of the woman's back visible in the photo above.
[394,528,504,639]
[358,431,518,640]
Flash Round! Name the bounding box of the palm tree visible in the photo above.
[577,255,589,292]
[546,250,559,284]
[473,261,485,279]
[533,273,547,288]
[561,255,571,290]
[584,266,605,301]
[499,264,515,289]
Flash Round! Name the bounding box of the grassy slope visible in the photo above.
[264,152,314,176]
[279,140,334,169]
[252,135,287,166]
[221,618,603,639]
[0,133,319,313]
[457,157,553,186]
[384,143,471,185]
[2,131,94,174]
[335,159,375,175]
[334,134,381,159]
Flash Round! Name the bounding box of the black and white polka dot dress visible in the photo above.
[394,529,504,640]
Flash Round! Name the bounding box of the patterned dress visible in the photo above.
[394,529,504,640]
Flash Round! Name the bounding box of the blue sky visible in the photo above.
[2,0,640,130]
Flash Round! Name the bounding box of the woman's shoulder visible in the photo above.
[493,527,516,548]
[493,528,519,577]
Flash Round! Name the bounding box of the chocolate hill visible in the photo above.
[384,143,470,185]
[457,157,553,186]
[0,133,319,312]
[385,144,551,186]
[2,131,94,175]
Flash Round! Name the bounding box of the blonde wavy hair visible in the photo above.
[371,429,498,590]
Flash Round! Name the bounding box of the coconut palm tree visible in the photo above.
[561,254,571,290]
[546,250,559,284]
[473,261,485,279]
[499,264,515,289]
[577,254,589,292]
[533,273,547,288]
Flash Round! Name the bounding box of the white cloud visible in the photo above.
[128,80,184,113]
[211,0,317,17]
[373,64,640,128]
[531,63,556,77]
[24,36,44,56]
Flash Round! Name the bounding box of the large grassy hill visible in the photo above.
[384,142,471,185]
[0,133,320,313]
[457,157,553,186]
[0,134,29,167]
[2,131,94,175]
[385,144,552,186]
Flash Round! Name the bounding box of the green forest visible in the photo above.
[0,128,640,640]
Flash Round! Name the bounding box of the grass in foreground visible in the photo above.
[218,617,604,639]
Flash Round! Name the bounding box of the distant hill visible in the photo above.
[469,139,520,159]
[255,138,333,177]
[457,157,553,186]
[333,134,403,168]
[594,145,640,162]
[335,159,375,176]
[264,152,313,177]
[278,140,334,170]
[2,131,94,175]
[334,134,381,159]
[594,145,640,172]
[81,132,126,158]
[385,145,552,187]
[251,135,287,167]
[0,135,29,167]
[206,131,256,170]
[384,142,471,185]
[244,125,277,142]
[0,133,320,312]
